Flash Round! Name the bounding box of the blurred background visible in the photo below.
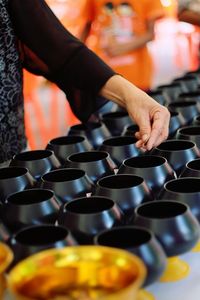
[24,0,200,149]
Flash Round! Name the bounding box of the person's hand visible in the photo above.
[100,75,170,151]
[126,89,170,151]
[103,35,132,57]
[103,32,154,57]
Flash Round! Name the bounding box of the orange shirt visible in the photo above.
[86,0,165,90]
[46,0,91,39]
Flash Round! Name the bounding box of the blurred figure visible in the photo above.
[84,0,165,91]
[178,0,200,66]
[178,0,200,26]
[47,0,91,40]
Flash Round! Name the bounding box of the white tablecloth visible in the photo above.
[146,251,200,300]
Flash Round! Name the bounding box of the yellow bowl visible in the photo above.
[0,242,13,299]
[7,245,146,300]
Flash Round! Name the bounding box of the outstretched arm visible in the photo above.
[9,0,170,150]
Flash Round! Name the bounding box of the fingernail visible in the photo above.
[142,134,148,142]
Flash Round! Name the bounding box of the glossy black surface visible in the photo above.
[67,122,111,149]
[176,125,200,148]
[0,167,35,203]
[46,135,92,164]
[65,151,116,183]
[10,150,61,180]
[173,76,199,92]
[180,158,200,177]
[168,111,186,138]
[151,139,200,176]
[132,200,200,257]
[147,90,167,105]
[99,136,141,167]
[178,91,200,102]
[122,124,139,137]
[1,189,60,232]
[100,111,133,136]
[193,114,200,126]
[8,224,77,267]
[93,101,125,117]
[94,226,167,286]
[157,82,184,103]
[158,177,200,223]
[168,100,200,125]
[118,155,176,197]
[184,70,200,84]
[94,174,154,223]
[40,168,93,203]
[57,196,124,244]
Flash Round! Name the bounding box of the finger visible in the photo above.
[135,131,141,140]
[145,120,169,150]
[147,111,169,149]
[136,120,151,146]
[135,140,148,152]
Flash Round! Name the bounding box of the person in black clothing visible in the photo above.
[0,0,170,163]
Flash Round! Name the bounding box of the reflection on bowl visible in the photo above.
[0,167,35,203]
[65,151,116,183]
[67,122,111,149]
[58,196,124,244]
[1,189,60,233]
[8,224,77,267]
[168,100,200,125]
[176,125,200,149]
[10,150,61,181]
[99,136,141,167]
[157,82,183,103]
[100,111,133,136]
[180,158,200,178]
[151,139,200,176]
[7,246,146,300]
[40,168,93,203]
[118,155,176,198]
[46,135,92,164]
[158,177,200,223]
[169,111,186,138]
[133,200,200,282]
[94,174,153,223]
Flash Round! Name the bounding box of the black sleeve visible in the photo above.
[9,0,116,122]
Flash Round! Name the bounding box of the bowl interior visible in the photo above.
[8,246,146,300]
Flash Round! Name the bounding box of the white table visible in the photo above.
[146,251,200,300]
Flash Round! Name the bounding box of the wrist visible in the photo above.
[100,74,147,109]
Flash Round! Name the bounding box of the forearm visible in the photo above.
[100,75,149,109]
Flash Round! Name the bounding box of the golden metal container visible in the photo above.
[7,245,146,300]
[0,242,13,299]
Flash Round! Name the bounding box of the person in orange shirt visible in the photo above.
[84,0,165,91]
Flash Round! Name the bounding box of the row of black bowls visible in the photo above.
[2,68,200,288]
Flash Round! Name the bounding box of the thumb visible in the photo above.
[138,117,151,144]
